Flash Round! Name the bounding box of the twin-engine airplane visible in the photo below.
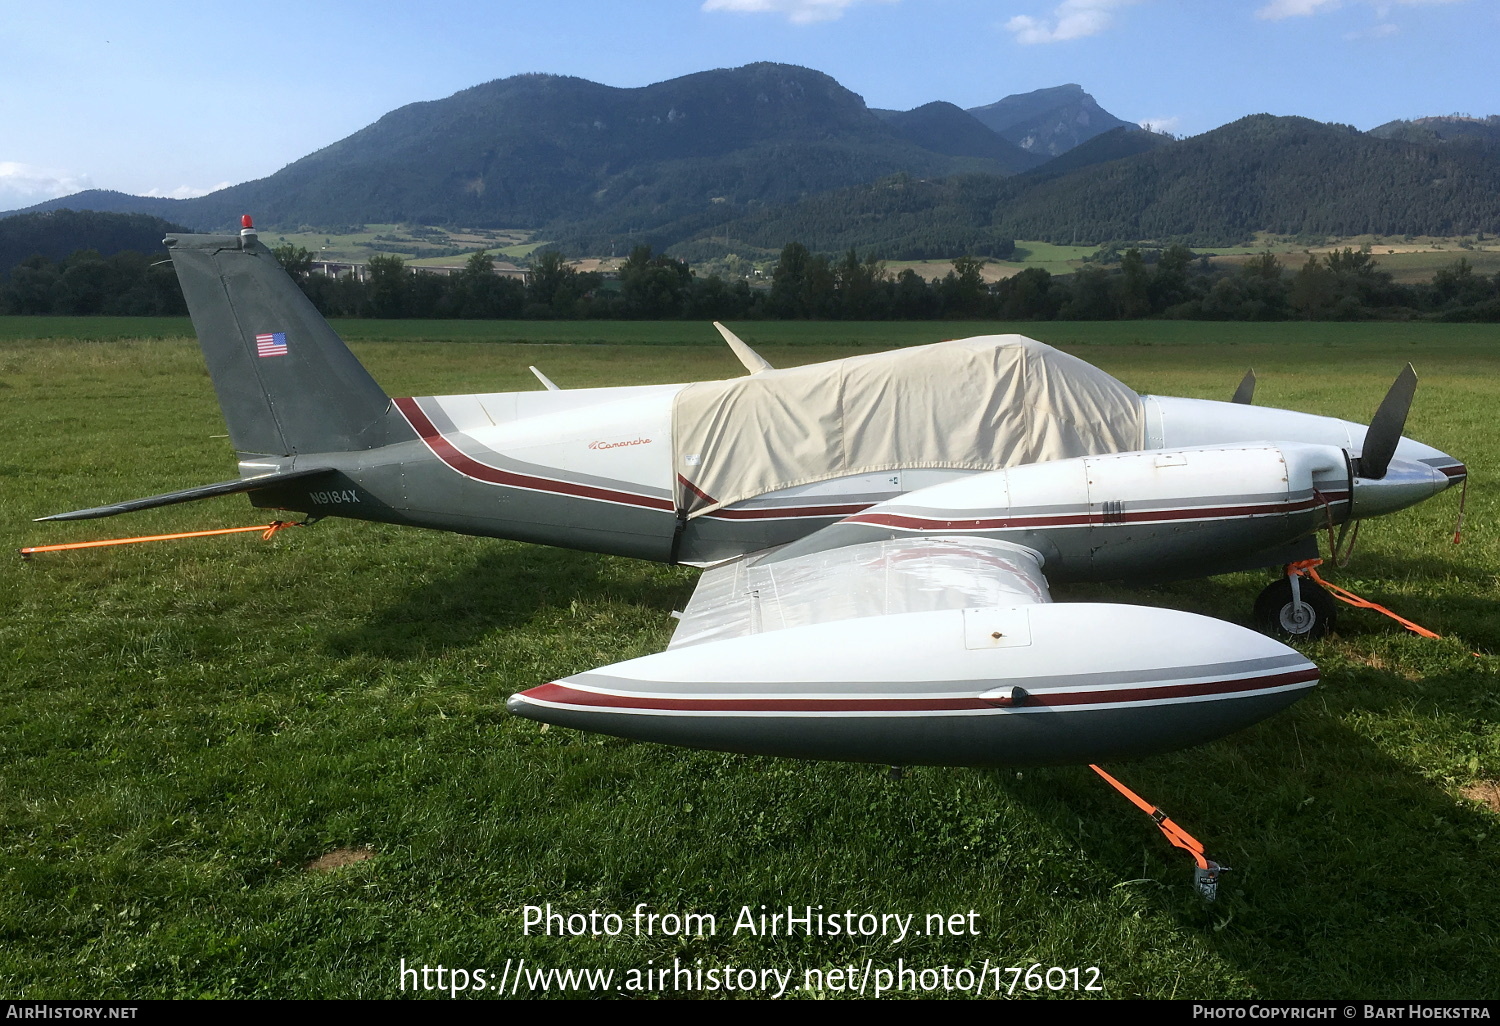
[41,219,1466,772]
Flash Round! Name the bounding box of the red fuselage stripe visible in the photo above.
[701,491,1351,525]
[518,668,1319,713]
[393,397,674,511]
[842,492,1349,533]
[677,474,717,505]
[705,502,875,520]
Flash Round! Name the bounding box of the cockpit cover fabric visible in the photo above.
[671,335,1144,516]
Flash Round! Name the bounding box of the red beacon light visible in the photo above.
[240,214,256,240]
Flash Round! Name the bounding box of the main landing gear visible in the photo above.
[1253,573,1337,640]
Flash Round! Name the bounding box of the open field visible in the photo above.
[828,236,1498,285]
[1203,235,1500,285]
[3,316,1498,349]
[884,242,1103,282]
[989,241,1104,277]
[260,223,543,266]
[2,321,1497,999]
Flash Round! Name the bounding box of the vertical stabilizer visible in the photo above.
[165,222,391,457]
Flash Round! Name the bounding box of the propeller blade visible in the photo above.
[714,321,773,375]
[1231,369,1256,405]
[1357,363,1418,480]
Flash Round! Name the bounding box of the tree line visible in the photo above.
[3,241,1497,323]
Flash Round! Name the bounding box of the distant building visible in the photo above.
[309,259,527,282]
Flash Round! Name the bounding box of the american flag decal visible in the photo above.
[255,332,288,358]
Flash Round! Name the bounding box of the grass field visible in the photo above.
[888,242,1102,281]
[1201,235,1500,285]
[261,224,543,266]
[805,236,1497,285]
[226,221,1500,284]
[1,319,1497,1000]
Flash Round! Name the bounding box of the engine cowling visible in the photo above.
[763,443,1350,583]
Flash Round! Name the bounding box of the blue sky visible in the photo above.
[2,0,1496,210]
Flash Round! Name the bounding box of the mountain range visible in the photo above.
[1369,115,1500,148]
[6,67,1138,238]
[720,115,1500,253]
[7,64,1500,259]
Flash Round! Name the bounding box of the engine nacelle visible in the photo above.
[764,443,1350,582]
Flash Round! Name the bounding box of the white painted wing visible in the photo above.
[669,536,1050,649]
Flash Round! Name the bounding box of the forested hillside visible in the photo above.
[712,116,1500,252]
[1024,126,1175,177]
[17,64,1025,238]
[711,173,1020,258]
[874,103,1043,169]
[0,210,188,271]
[994,115,1500,242]
[1369,115,1500,148]
[5,71,1140,252]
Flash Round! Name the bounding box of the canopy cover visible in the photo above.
[672,334,1145,516]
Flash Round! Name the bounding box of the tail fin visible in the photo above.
[166,222,390,457]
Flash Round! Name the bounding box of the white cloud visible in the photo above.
[1005,0,1138,45]
[1138,116,1182,134]
[0,161,94,209]
[1256,0,1464,20]
[142,182,231,200]
[1345,21,1400,36]
[701,0,897,25]
[1257,0,1338,17]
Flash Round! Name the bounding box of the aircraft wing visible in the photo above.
[668,536,1050,649]
[507,536,1318,767]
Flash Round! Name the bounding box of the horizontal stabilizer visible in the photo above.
[35,467,336,521]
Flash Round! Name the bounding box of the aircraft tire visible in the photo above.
[1253,578,1337,640]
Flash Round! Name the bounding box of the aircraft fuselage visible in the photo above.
[244,385,1464,582]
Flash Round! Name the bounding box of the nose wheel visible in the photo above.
[1254,575,1337,640]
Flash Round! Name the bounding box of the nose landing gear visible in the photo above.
[1254,573,1337,640]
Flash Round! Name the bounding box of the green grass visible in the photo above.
[1199,234,1500,285]
[9,316,1486,350]
[258,223,543,266]
[886,243,1102,280]
[992,241,1103,276]
[1,322,1497,999]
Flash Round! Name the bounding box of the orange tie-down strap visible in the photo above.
[1089,764,1210,869]
[1287,558,1443,640]
[1289,559,1482,658]
[19,520,301,557]
[1089,764,1226,900]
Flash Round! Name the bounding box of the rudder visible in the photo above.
[166,222,390,457]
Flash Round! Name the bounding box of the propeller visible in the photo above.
[1231,369,1256,405]
[1354,364,1418,480]
[713,321,773,375]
